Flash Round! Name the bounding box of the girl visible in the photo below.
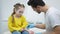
[8,3,29,34]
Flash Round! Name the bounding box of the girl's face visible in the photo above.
[15,7,25,17]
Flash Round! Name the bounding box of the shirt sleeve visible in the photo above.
[21,16,28,28]
[48,12,60,28]
[8,16,21,31]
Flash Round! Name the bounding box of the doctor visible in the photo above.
[27,0,60,34]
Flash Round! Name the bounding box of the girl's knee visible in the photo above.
[12,31,21,34]
[22,30,29,34]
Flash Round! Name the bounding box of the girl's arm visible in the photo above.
[8,16,21,31]
[21,16,28,29]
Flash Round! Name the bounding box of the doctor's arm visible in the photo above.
[35,24,46,29]
[48,13,60,34]
[52,26,60,34]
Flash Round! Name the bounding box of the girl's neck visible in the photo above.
[14,14,21,18]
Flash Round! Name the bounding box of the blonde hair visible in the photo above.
[11,3,25,23]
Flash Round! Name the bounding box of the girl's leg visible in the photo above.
[12,31,21,34]
[22,30,29,34]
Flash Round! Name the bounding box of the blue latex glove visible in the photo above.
[27,23,35,29]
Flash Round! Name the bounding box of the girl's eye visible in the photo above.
[19,11,23,13]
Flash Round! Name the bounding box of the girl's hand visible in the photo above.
[20,28,25,31]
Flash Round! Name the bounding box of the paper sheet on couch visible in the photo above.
[29,27,46,33]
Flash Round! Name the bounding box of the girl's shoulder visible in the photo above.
[8,16,13,19]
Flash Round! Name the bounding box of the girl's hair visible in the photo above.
[11,3,25,23]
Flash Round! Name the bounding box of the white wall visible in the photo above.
[0,0,60,34]
[44,0,60,10]
[0,1,2,33]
